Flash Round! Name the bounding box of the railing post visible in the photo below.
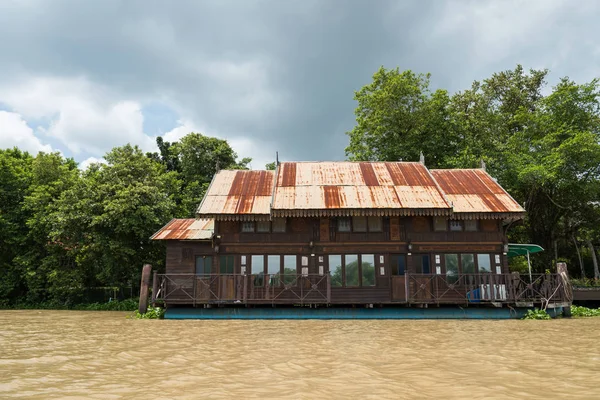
[327,274,331,304]
[151,270,158,306]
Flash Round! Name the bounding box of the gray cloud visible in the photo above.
[0,0,598,167]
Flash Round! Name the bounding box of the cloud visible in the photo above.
[0,0,598,169]
[0,77,155,155]
[79,156,107,170]
[0,111,52,154]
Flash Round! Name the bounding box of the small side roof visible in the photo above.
[150,218,214,240]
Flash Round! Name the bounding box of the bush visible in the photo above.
[523,308,551,320]
[134,306,165,319]
[571,305,600,317]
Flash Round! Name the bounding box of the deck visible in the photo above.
[152,272,570,308]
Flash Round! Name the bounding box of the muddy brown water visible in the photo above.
[1,310,599,399]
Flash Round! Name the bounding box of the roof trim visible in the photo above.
[271,207,452,218]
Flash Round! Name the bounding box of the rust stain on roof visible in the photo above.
[197,170,274,216]
[280,162,297,187]
[151,218,214,240]
[359,162,379,186]
[430,169,524,213]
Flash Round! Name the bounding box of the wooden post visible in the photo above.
[138,264,152,314]
[151,270,158,307]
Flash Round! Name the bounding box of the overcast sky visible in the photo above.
[0,0,598,170]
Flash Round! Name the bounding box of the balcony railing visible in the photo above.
[153,273,330,306]
[152,272,569,307]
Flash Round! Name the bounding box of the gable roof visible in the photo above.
[430,169,524,218]
[271,161,451,217]
[150,218,214,240]
[194,162,525,220]
[196,170,275,221]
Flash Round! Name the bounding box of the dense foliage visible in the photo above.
[347,65,600,277]
[0,133,250,306]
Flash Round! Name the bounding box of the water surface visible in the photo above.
[1,310,599,399]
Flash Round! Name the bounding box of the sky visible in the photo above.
[0,0,599,170]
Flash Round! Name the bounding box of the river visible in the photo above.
[1,310,599,399]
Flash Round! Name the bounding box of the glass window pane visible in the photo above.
[256,221,270,232]
[283,255,296,285]
[196,256,212,275]
[421,255,430,274]
[434,217,447,231]
[461,254,475,274]
[345,254,359,286]
[219,255,234,274]
[267,255,280,286]
[464,220,478,231]
[449,220,463,231]
[338,218,351,232]
[241,222,254,232]
[272,218,286,232]
[362,254,376,286]
[329,255,343,287]
[478,254,492,273]
[251,255,264,286]
[445,254,459,283]
[352,216,367,232]
[390,254,406,275]
[368,216,382,232]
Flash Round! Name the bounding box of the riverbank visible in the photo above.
[0,298,138,312]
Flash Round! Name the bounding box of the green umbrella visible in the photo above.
[507,243,544,280]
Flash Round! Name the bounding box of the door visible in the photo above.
[390,254,407,301]
[219,255,236,300]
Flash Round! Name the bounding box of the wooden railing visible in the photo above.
[153,272,568,307]
[153,273,330,306]
[405,273,568,305]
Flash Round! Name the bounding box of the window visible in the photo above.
[414,254,430,274]
[390,254,406,275]
[445,254,459,283]
[251,255,264,286]
[283,255,296,285]
[329,255,343,287]
[267,255,281,286]
[477,254,492,273]
[449,220,463,231]
[352,216,367,232]
[219,255,234,274]
[345,254,359,286]
[368,216,382,232]
[338,218,351,232]
[241,222,254,232]
[272,218,287,233]
[461,254,475,274]
[362,254,376,286]
[256,221,270,233]
[434,217,447,231]
[464,220,478,231]
[195,256,212,276]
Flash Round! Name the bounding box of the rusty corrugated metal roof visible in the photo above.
[196,170,274,219]
[430,169,525,214]
[150,218,214,240]
[271,162,451,216]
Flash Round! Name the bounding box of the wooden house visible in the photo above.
[151,161,568,309]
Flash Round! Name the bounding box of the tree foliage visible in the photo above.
[0,132,249,306]
[347,65,600,275]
